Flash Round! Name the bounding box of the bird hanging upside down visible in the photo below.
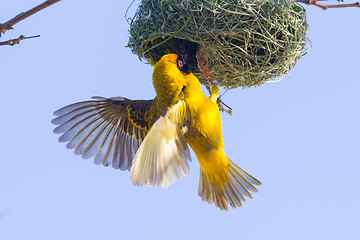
[52,53,261,210]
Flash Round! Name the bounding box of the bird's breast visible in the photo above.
[185,94,224,152]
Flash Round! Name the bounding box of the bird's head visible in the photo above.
[176,53,192,75]
[154,53,192,75]
[152,53,196,105]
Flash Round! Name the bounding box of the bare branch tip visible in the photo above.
[296,0,360,10]
[0,34,40,46]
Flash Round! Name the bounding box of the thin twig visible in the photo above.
[0,0,62,35]
[0,35,40,46]
[296,0,360,10]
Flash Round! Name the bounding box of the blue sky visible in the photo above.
[1,1,359,239]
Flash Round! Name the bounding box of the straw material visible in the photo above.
[128,0,308,88]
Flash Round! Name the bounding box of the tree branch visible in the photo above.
[0,0,62,35]
[296,0,360,10]
[0,35,40,46]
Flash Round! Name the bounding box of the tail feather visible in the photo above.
[198,158,261,210]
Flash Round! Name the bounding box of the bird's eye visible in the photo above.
[177,54,191,74]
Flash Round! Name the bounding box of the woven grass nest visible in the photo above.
[128,0,308,88]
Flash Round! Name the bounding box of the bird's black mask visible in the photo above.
[177,53,191,75]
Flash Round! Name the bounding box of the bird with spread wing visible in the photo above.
[52,53,261,210]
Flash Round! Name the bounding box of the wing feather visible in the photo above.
[130,100,192,188]
[53,101,98,117]
[52,97,156,170]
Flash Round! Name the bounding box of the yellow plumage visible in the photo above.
[52,53,261,210]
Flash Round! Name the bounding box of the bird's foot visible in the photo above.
[196,50,232,115]
[217,99,232,115]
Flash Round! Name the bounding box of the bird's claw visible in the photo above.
[195,51,232,115]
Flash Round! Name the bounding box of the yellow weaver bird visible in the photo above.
[52,53,261,210]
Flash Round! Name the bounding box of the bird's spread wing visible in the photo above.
[130,100,192,188]
[52,96,156,170]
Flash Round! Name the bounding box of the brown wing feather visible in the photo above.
[52,96,157,170]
